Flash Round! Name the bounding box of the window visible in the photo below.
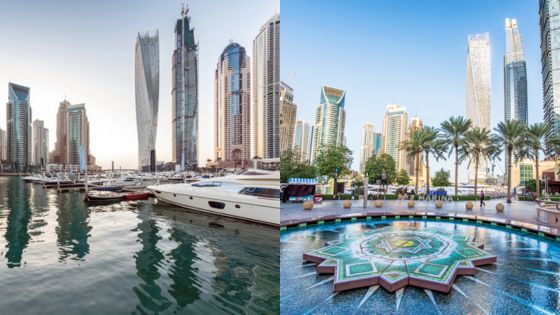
[239,187,280,199]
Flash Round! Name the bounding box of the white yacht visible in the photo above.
[147,170,279,226]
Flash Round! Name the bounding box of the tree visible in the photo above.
[365,153,397,188]
[395,169,410,186]
[493,120,527,203]
[461,127,492,197]
[420,126,446,193]
[280,149,317,182]
[440,116,472,197]
[399,128,425,195]
[519,123,551,199]
[432,168,451,187]
[314,144,353,194]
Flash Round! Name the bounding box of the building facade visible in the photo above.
[252,14,280,159]
[466,33,491,131]
[504,18,528,124]
[66,104,89,166]
[6,83,32,171]
[312,85,346,160]
[292,120,313,163]
[360,123,375,173]
[135,31,159,172]
[53,100,70,164]
[381,103,408,172]
[172,6,198,170]
[214,42,251,163]
[279,81,296,154]
[32,119,49,167]
[540,0,560,142]
[373,132,382,156]
[0,128,6,161]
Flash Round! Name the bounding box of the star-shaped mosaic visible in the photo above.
[303,226,496,293]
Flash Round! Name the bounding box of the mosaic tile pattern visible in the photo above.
[303,226,496,293]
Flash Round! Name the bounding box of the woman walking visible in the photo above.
[480,189,486,208]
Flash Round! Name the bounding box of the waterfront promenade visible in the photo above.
[281,198,540,226]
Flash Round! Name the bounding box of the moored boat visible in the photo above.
[123,190,152,200]
[86,191,124,203]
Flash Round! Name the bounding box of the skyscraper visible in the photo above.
[172,6,198,170]
[252,14,280,159]
[214,42,251,163]
[66,104,89,167]
[504,18,528,123]
[32,120,49,167]
[360,123,375,173]
[540,0,560,142]
[407,117,424,177]
[312,85,346,160]
[6,83,32,171]
[0,128,7,161]
[372,133,382,156]
[381,103,408,172]
[292,120,313,163]
[280,81,296,154]
[135,31,159,172]
[466,33,491,131]
[54,99,70,165]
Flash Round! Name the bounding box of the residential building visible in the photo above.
[0,128,6,161]
[540,0,560,143]
[32,120,49,167]
[372,132,382,156]
[504,18,528,123]
[135,31,159,172]
[360,123,375,173]
[6,83,32,171]
[66,104,89,167]
[53,99,70,164]
[280,81,296,154]
[312,85,346,160]
[407,117,424,178]
[381,103,408,172]
[292,120,313,162]
[172,5,198,170]
[214,42,251,164]
[252,14,280,159]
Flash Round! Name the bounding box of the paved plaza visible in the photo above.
[281,198,540,226]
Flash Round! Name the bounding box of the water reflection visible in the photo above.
[168,225,202,309]
[4,177,31,268]
[132,205,171,313]
[55,192,91,261]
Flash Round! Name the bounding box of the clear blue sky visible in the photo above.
[282,0,542,182]
[0,0,278,169]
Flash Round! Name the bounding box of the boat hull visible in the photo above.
[150,187,279,226]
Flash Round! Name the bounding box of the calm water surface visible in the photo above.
[0,177,279,314]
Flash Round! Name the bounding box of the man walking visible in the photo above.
[480,189,486,208]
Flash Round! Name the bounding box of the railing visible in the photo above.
[536,199,560,227]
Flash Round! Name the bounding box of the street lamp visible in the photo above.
[381,169,387,200]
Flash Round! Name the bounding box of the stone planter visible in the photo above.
[435,200,443,208]
[496,203,504,212]
[465,201,473,210]
[407,200,415,208]
[303,200,314,210]
[374,199,383,208]
[343,200,352,209]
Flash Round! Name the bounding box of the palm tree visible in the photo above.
[420,126,446,193]
[440,116,472,198]
[462,127,492,197]
[399,129,425,196]
[493,120,527,203]
[518,123,551,199]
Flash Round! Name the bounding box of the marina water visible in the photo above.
[0,176,279,314]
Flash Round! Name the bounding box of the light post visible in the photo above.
[363,172,368,208]
[381,169,387,200]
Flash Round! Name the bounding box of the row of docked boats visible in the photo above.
[86,189,152,203]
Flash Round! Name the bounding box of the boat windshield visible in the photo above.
[192,181,222,187]
[239,187,280,199]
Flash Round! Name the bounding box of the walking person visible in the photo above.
[480,189,486,208]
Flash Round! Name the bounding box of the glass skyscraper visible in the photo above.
[172,6,198,170]
[252,14,280,159]
[32,119,49,167]
[312,85,346,160]
[381,104,408,173]
[135,31,159,172]
[504,18,528,124]
[360,122,375,173]
[280,81,296,154]
[6,83,32,171]
[540,0,560,142]
[292,120,313,163]
[214,42,251,163]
